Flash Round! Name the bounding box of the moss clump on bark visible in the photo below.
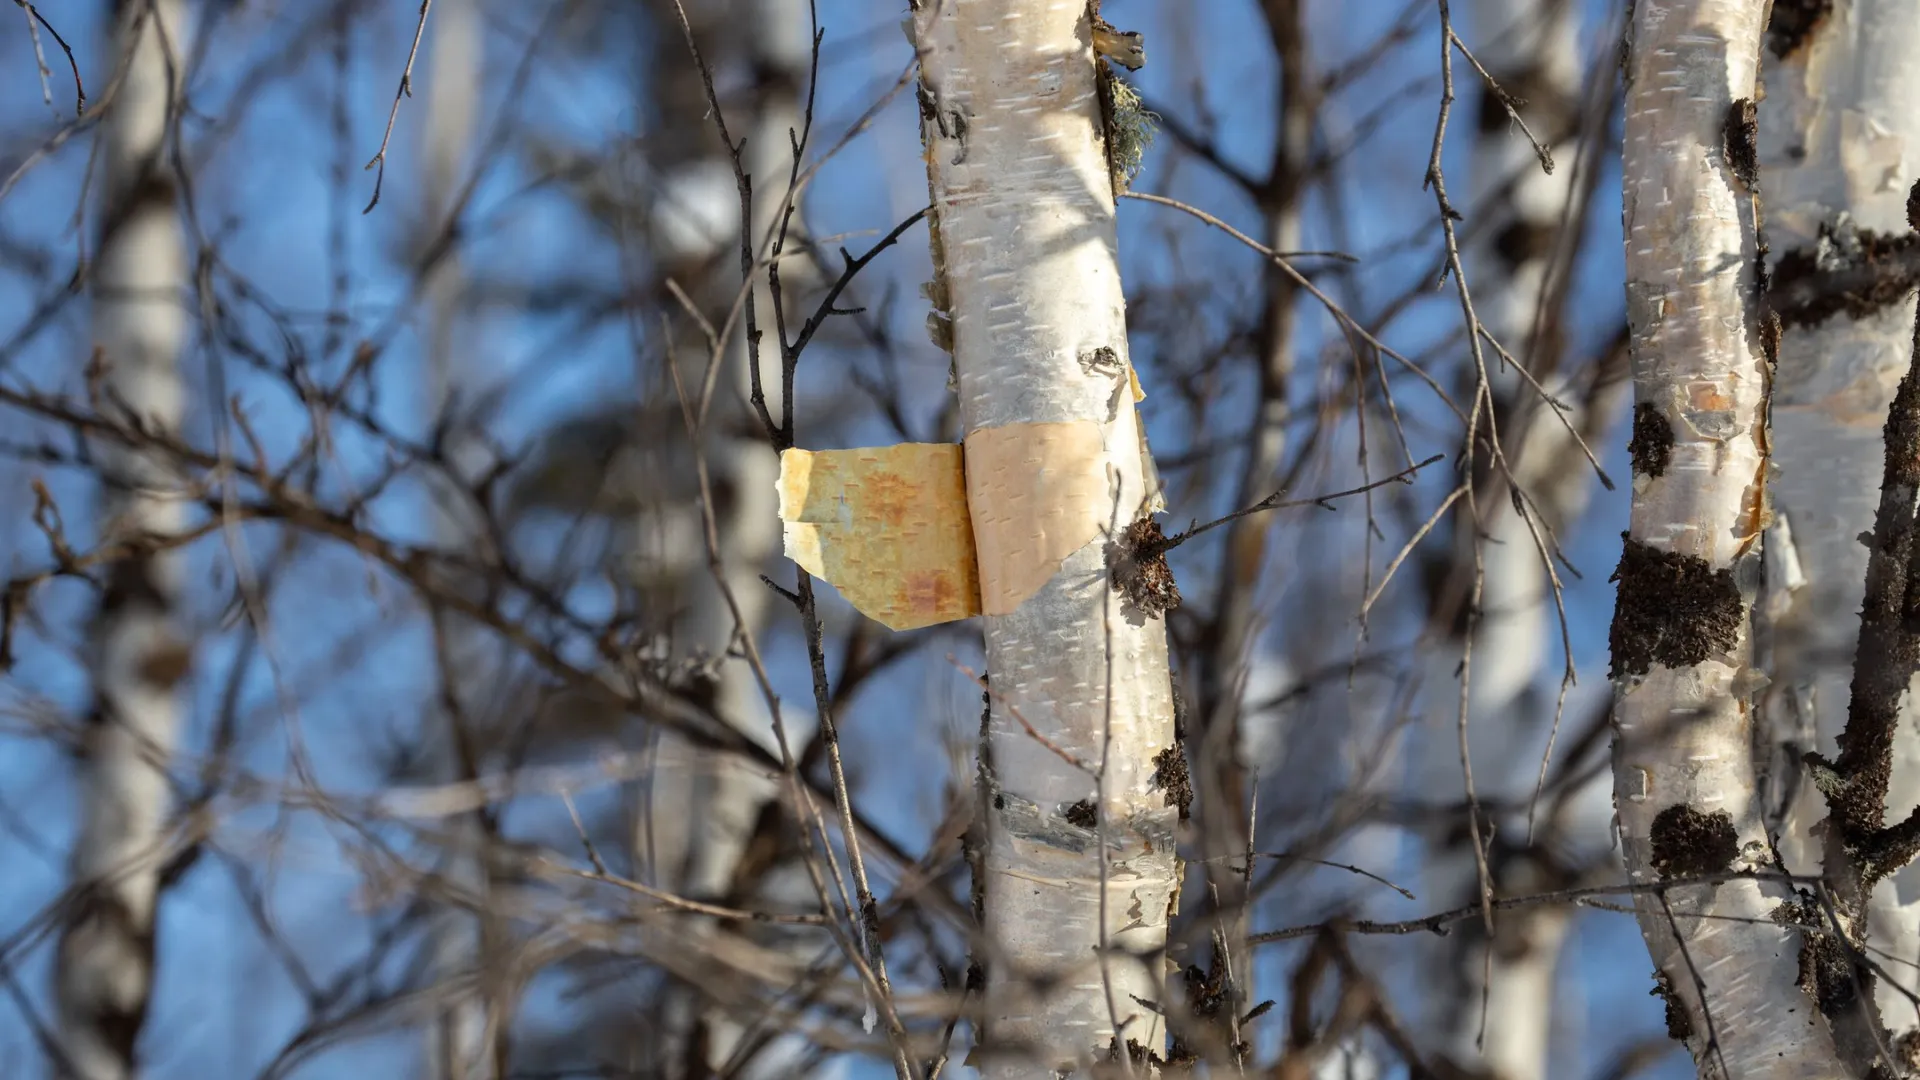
[1648,804,1739,879]
[1627,402,1674,478]
[1150,742,1193,820]
[1651,969,1693,1041]
[1108,517,1182,620]
[1608,538,1743,678]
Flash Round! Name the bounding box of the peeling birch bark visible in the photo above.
[1612,1,1849,1076]
[909,1,1179,1073]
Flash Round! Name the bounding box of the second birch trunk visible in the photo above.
[56,2,192,1078]
[1757,0,1920,1050]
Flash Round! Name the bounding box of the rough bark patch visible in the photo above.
[1062,799,1098,829]
[1648,804,1739,878]
[137,639,193,688]
[1798,929,1862,1017]
[1108,516,1182,620]
[1771,228,1920,328]
[1723,98,1758,190]
[1150,742,1193,820]
[1651,969,1693,1041]
[1627,403,1674,478]
[1766,0,1833,59]
[60,888,155,1065]
[1608,538,1743,678]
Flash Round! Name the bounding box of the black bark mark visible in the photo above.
[1608,538,1743,678]
[1647,804,1737,878]
[1767,0,1833,59]
[1811,247,1920,847]
[1150,742,1193,820]
[1651,969,1693,1041]
[1108,516,1182,620]
[1770,227,1920,328]
[1627,402,1674,478]
[57,887,156,1070]
[1723,98,1758,191]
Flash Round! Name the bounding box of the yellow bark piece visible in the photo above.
[963,421,1110,616]
[777,444,981,630]
[777,423,1115,628]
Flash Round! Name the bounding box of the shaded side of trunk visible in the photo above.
[1756,0,1920,1048]
[911,2,1178,1074]
[56,2,191,1078]
[1611,2,1845,1076]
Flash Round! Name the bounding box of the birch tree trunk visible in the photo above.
[1421,1,1593,1075]
[643,1,809,1072]
[56,1,191,1077]
[1757,0,1920,1051]
[671,50,809,1080]
[1611,2,1849,1075]
[909,2,1178,1073]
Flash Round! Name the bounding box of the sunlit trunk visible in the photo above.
[910,1,1178,1073]
[1611,1,1848,1075]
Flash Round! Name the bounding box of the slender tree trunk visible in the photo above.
[1611,2,1849,1075]
[673,29,807,1079]
[1757,0,1920,1049]
[1195,0,1309,1026]
[56,2,191,1077]
[416,0,502,1075]
[644,1,809,1073]
[1422,1,1594,1075]
[910,2,1178,1073]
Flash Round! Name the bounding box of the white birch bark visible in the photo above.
[1757,0,1920,1049]
[1611,2,1848,1075]
[910,2,1178,1073]
[416,1,500,1075]
[56,2,191,1078]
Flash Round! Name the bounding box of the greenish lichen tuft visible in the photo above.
[1104,77,1158,189]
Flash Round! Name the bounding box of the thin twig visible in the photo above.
[363,0,437,212]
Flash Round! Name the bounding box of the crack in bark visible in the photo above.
[1766,0,1834,60]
